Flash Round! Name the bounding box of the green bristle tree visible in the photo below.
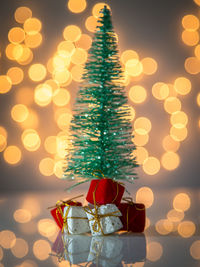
[63,6,138,187]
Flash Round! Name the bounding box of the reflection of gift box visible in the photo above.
[52,230,64,256]
[121,233,146,264]
[86,178,125,205]
[50,199,82,229]
[118,202,145,232]
[63,206,90,234]
[86,204,123,236]
[88,235,123,263]
[63,235,92,264]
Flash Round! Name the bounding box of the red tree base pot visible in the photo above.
[86,178,125,205]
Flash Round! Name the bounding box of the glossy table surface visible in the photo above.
[0,189,199,267]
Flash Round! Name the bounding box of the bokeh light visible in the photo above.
[92,3,110,18]
[152,82,169,100]
[39,157,54,176]
[0,126,7,139]
[24,18,42,35]
[132,132,149,146]
[33,239,51,260]
[143,157,160,175]
[184,57,200,75]
[75,34,92,50]
[67,0,87,13]
[182,30,199,46]
[182,15,199,31]
[57,40,75,55]
[21,129,41,151]
[0,135,7,152]
[11,104,29,123]
[161,151,180,170]
[71,48,87,65]
[174,77,191,95]
[132,147,148,164]
[141,57,157,75]
[7,67,24,85]
[164,97,181,114]
[125,59,143,77]
[0,75,12,94]
[155,219,173,235]
[3,145,22,164]
[170,111,188,128]
[63,25,81,42]
[170,126,188,141]
[52,88,70,106]
[15,7,32,24]
[167,209,184,222]
[0,230,16,249]
[85,16,99,33]
[129,85,147,104]
[162,135,180,152]
[34,84,52,106]
[178,221,196,238]
[71,64,84,82]
[28,64,47,82]
[190,240,200,260]
[173,193,191,211]
[134,117,152,135]
[11,238,28,258]
[37,219,57,238]
[8,27,25,44]
[54,160,64,178]
[17,46,33,65]
[44,136,57,154]
[25,32,43,48]
[147,242,163,262]
[121,50,139,65]
[136,187,154,208]
[13,209,32,223]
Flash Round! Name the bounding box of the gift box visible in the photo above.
[63,206,90,235]
[118,201,145,232]
[86,204,123,236]
[120,233,146,264]
[86,178,125,205]
[50,197,82,229]
[88,235,123,263]
[63,235,92,264]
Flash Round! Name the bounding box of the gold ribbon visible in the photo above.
[122,197,145,231]
[48,195,84,229]
[62,205,88,234]
[84,191,121,235]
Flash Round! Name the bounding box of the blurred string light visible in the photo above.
[190,240,200,260]
[10,238,29,258]
[146,241,163,262]
[33,239,51,260]
[0,2,195,181]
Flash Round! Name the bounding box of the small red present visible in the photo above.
[49,195,82,229]
[118,198,145,232]
[86,178,125,205]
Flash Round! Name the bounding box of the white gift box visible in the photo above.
[63,235,92,264]
[63,206,90,235]
[86,204,123,236]
[88,235,123,262]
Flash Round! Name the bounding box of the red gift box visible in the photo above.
[118,201,145,232]
[86,178,125,205]
[50,198,82,229]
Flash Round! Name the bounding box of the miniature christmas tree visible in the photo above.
[63,6,138,187]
